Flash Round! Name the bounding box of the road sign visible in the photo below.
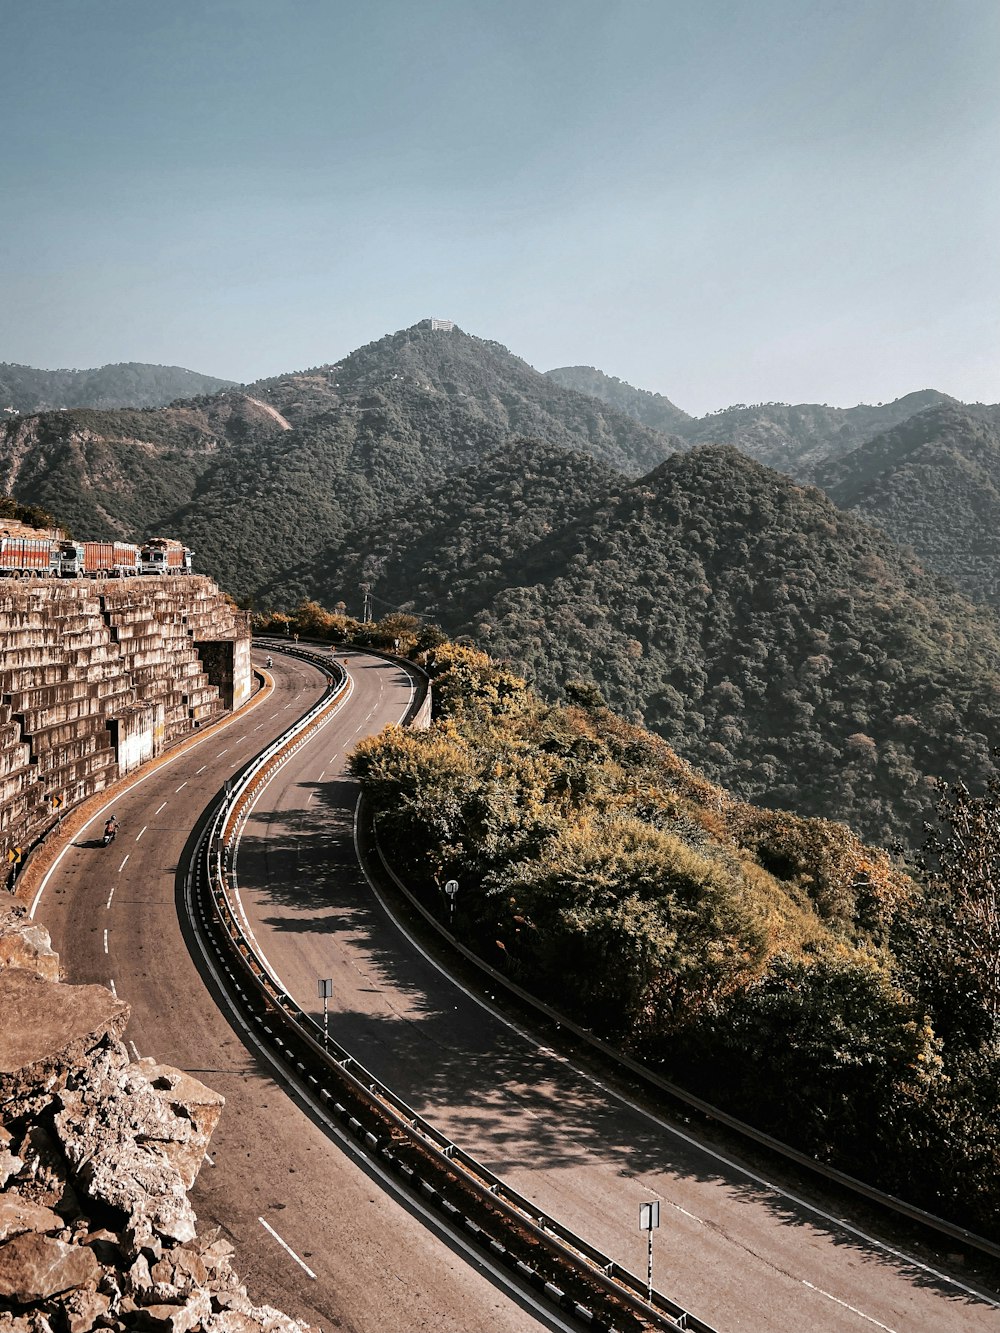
[444,880,459,898]
[6,847,22,865]
[639,1200,660,1302]
[317,978,333,999]
[51,794,63,809]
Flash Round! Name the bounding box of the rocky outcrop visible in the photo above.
[0,913,310,1332]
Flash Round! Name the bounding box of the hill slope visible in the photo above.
[815,402,1000,611]
[0,361,235,414]
[0,324,680,598]
[545,365,691,434]
[674,390,957,476]
[323,444,1000,845]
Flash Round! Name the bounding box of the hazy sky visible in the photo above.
[2,0,997,414]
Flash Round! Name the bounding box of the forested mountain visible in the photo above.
[815,402,1000,612]
[545,365,691,434]
[267,437,623,613]
[316,444,1000,847]
[0,324,680,598]
[673,390,957,477]
[0,361,235,414]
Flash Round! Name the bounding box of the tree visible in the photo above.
[917,773,1000,1039]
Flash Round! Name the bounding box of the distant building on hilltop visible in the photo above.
[428,318,454,332]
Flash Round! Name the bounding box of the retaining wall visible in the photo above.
[0,575,251,870]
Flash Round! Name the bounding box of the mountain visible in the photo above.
[815,402,1000,612]
[545,365,691,434]
[321,444,1000,846]
[674,390,957,477]
[0,361,236,414]
[267,436,625,612]
[0,323,681,600]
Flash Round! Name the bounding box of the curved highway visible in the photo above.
[37,648,560,1333]
[228,654,1000,1333]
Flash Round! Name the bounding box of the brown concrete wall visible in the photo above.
[1,575,251,875]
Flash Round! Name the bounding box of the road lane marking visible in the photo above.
[802,1282,898,1332]
[155,801,167,815]
[204,1153,215,1167]
[196,765,208,774]
[109,979,117,997]
[175,781,187,792]
[128,1040,140,1060]
[217,750,228,757]
[103,929,109,954]
[118,855,129,872]
[252,723,264,732]
[258,1217,316,1280]
[318,770,325,781]
[106,886,115,910]
[135,826,147,841]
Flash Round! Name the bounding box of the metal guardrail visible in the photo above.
[191,643,718,1333]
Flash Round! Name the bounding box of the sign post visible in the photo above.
[317,978,333,1047]
[639,1200,660,1302]
[444,879,459,928]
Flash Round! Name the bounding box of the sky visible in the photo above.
[2,0,998,415]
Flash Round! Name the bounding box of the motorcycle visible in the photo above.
[102,825,117,846]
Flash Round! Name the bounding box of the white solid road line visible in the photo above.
[257,1218,317,1280]
[802,1282,899,1333]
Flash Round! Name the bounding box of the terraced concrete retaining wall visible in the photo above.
[0,575,251,871]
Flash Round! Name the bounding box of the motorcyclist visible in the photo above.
[104,815,119,842]
[265,655,273,668]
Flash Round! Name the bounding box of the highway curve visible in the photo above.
[36,647,562,1333]
[228,653,1000,1333]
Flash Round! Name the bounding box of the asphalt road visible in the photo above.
[38,647,560,1333]
[228,656,1000,1333]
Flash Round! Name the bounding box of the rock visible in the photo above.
[0,1197,63,1243]
[0,907,60,982]
[0,1231,99,1302]
[130,1293,210,1332]
[14,1126,80,1215]
[152,1247,208,1291]
[60,1286,112,1333]
[133,1061,225,1189]
[203,1314,266,1333]
[0,1146,25,1188]
[0,972,129,1119]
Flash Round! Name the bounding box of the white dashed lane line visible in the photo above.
[196,765,208,774]
[154,801,167,815]
[135,826,147,841]
[118,855,129,872]
[103,929,109,954]
[175,781,187,792]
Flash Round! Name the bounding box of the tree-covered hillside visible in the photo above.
[320,444,1000,847]
[545,365,691,434]
[674,391,957,477]
[0,361,234,414]
[348,637,999,1237]
[816,402,1000,612]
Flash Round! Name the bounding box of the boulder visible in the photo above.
[60,1287,112,1333]
[0,907,59,982]
[0,972,129,1119]
[0,1231,99,1303]
[0,1197,63,1243]
[133,1061,224,1189]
